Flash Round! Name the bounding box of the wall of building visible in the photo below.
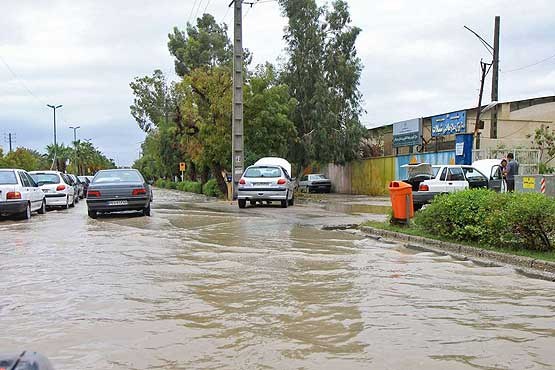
[395,150,456,180]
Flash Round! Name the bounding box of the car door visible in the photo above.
[24,171,42,209]
[487,165,504,192]
[463,167,489,189]
[17,171,32,206]
[445,167,467,192]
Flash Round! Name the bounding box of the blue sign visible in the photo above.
[431,110,467,137]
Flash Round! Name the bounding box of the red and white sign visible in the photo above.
[541,177,546,194]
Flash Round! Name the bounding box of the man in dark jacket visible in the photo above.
[506,153,519,191]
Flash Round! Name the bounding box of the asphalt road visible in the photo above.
[1,189,554,369]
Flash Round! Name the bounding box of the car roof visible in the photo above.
[0,168,23,171]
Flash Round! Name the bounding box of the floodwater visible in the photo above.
[1,189,554,369]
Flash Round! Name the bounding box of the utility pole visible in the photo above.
[4,133,15,152]
[473,60,492,150]
[47,104,63,170]
[69,125,80,174]
[69,125,80,143]
[490,16,500,139]
[230,0,244,200]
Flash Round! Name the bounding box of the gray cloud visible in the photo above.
[1,0,554,165]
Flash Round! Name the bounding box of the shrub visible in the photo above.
[415,190,555,251]
[167,181,177,189]
[154,179,166,188]
[202,179,222,198]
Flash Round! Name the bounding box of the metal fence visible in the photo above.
[473,148,540,175]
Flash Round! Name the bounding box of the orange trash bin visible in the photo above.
[388,181,414,221]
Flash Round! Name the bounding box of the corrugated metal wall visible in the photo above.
[396,151,456,180]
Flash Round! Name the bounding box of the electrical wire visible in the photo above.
[194,0,205,20]
[501,52,555,73]
[0,55,44,103]
[188,0,198,24]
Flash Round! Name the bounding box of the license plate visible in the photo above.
[255,182,270,186]
[108,200,128,206]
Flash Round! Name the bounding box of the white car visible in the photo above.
[237,157,296,208]
[407,163,504,210]
[29,171,76,209]
[0,168,46,219]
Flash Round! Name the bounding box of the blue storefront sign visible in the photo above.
[431,110,467,137]
[392,118,421,147]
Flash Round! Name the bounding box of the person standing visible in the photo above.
[506,153,519,192]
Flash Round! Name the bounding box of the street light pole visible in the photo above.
[69,125,80,174]
[47,104,63,170]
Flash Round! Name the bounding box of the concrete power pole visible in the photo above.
[231,0,244,199]
[490,16,500,139]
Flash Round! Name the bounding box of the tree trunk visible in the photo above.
[188,161,197,181]
[200,166,210,184]
[212,163,228,199]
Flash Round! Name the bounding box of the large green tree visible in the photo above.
[279,0,365,175]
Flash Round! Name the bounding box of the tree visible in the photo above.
[130,69,173,133]
[168,14,232,77]
[1,147,49,171]
[279,0,365,176]
[528,124,555,173]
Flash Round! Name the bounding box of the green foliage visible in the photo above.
[415,190,555,252]
[279,0,365,172]
[177,180,202,193]
[0,147,49,171]
[202,179,221,197]
[528,124,555,173]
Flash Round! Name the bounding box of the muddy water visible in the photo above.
[1,189,554,369]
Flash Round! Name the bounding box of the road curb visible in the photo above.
[359,226,555,282]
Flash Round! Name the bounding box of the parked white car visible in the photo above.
[29,171,76,209]
[298,173,332,193]
[0,168,46,219]
[237,157,296,208]
[404,163,504,210]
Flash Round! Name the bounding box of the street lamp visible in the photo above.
[47,104,62,170]
[68,125,80,143]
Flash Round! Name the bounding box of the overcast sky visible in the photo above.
[1,0,554,166]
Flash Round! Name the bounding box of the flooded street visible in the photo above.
[1,189,554,369]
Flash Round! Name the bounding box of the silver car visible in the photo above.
[298,173,332,193]
[86,169,152,218]
[237,165,295,208]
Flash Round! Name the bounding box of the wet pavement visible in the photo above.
[1,189,554,369]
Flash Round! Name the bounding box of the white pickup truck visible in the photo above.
[403,159,506,210]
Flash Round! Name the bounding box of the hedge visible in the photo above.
[415,189,555,251]
[153,179,222,198]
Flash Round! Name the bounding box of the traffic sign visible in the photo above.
[179,162,186,171]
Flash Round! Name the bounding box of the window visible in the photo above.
[23,172,37,187]
[19,172,31,187]
[448,167,465,181]
[30,173,60,185]
[301,176,308,182]
[440,168,448,181]
[309,174,327,180]
[243,166,281,178]
[0,171,18,185]
[92,170,143,183]
[463,167,487,182]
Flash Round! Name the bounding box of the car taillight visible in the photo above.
[56,185,66,191]
[87,190,101,197]
[6,191,21,199]
[419,184,429,191]
[277,178,286,185]
[239,178,246,185]
[132,188,147,196]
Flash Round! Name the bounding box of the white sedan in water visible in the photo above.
[29,171,77,209]
[0,168,46,219]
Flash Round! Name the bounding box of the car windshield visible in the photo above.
[30,173,60,185]
[244,166,281,178]
[93,170,142,183]
[0,171,18,185]
[310,174,327,180]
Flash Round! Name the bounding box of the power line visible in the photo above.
[203,0,212,14]
[188,0,198,24]
[194,0,205,21]
[501,52,555,73]
[0,55,44,103]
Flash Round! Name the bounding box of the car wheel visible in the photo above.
[288,193,294,206]
[38,199,46,214]
[88,209,97,219]
[143,202,151,217]
[281,192,288,208]
[70,195,76,208]
[75,195,79,204]
[238,199,246,209]
[250,200,257,206]
[20,202,32,220]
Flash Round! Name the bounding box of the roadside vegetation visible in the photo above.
[154,178,222,198]
[0,141,115,174]
[131,0,365,199]
[363,189,555,262]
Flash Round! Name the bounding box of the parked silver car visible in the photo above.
[86,169,152,218]
[237,157,295,208]
[298,173,332,193]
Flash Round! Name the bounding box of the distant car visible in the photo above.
[29,170,77,209]
[237,157,295,208]
[68,174,84,199]
[299,173,332,193]
[0,168,46,219]
[86,169,152,218]
[78,175,91,197]
[409,164,504,210]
